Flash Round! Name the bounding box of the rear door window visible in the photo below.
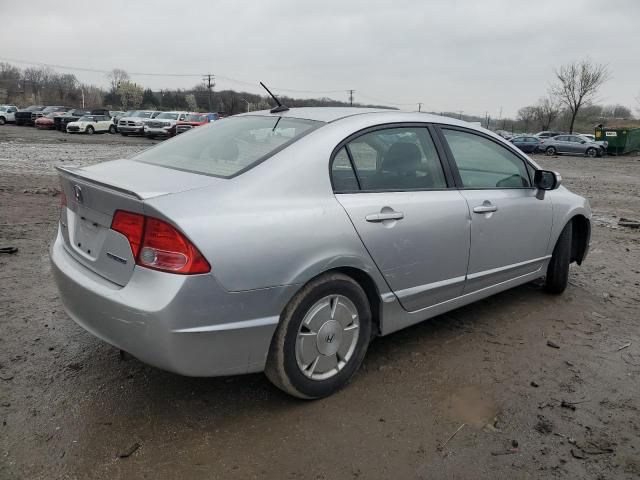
[442,128,531,189]
[331,147,359,192]
[343,127,447,191]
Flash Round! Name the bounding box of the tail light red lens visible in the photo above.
[111,211,145,257]
[110,210,210,275]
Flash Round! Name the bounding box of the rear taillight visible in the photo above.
[111,211,145,257]
[110,210,210,274]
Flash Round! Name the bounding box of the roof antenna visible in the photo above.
[260,81,289,114]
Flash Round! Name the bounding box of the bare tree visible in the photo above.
[550,59,609,133]
[106,68,130,93]
[517,106,536,132]
[52,73,79,103]
[532,97,561,131]
[23,66,53,101]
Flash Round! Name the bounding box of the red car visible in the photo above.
[168,113,210,136]
[35,111,67,130]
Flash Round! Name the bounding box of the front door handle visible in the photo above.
[473,203,498,214]
[365,211,405,222]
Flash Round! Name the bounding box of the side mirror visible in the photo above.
[580,140,586,144]
[534,170,561,190]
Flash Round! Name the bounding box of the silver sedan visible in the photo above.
[540,134,606,157]
[51,108,591,399]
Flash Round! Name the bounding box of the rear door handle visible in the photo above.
[365,211,405,222]
[473,204,498,213]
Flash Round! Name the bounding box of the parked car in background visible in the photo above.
[66,115,114,134]
[50,108,591,399]
[144,111,189,138]
[205,112,220,122]
[510,135,543,153]
[15,105,45,125]
[541,134,606,157]
[31,106,71,123]
[577,133,608,150]
[56,109,91,132]
[168,112,210,136]
[117,110,160,136]
[0,105,18,124]
[495,129,513,140]
[534,131,565,139]
[35,112,66,130]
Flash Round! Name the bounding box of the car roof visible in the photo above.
[238,107,475,127]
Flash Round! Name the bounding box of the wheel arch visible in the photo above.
[569,214,590,265]
[282,266,384,339]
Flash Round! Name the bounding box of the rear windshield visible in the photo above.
[133,115,321,178]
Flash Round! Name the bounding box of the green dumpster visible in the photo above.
[595,127,640,155]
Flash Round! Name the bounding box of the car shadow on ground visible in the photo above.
[75,279,551,418]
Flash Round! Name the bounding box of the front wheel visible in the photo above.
[265,273,372,399]
[544,223,572,294]
[545,146,556,156]
[0,117,6,125]
[108,125,117,134]
[86,126,94,135]
[586,147,597,158]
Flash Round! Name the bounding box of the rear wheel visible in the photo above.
[545,146,556,156]
[0,117,6,125]
[108,124,117,134]
[265,273,372,399]
[544,223,572,294]
[86,126,95,135]
[586,147,597,158]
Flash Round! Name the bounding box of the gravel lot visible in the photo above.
[1,124,639,479]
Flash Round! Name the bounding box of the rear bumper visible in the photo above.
[50,228,295,376]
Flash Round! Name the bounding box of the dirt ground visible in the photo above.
[1,124,639,480]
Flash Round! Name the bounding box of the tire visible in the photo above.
[0,117,6,125]
[108,125,117,134]
[265,273,372,399]
[86,126,94,135]
[545,146,556,156]
[586,147,597,158]
[544,223,572,294]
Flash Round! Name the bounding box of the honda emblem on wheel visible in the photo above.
[326,333,335,343]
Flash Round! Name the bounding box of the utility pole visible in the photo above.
[348,89,355,106]
[417,102,422,112]
[457,110,464,120]
[203,74,215,112]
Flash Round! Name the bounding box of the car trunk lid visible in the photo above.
[57,159,222,286]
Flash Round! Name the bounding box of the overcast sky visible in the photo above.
[1,0,638,116]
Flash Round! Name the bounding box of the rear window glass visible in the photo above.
[133,115,321,178]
